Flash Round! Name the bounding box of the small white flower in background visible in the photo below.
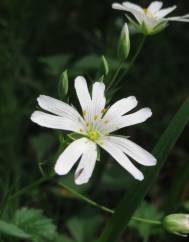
[112,1,189,35]
[31,77,157,185]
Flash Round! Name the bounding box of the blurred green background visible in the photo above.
[0,0,189,241]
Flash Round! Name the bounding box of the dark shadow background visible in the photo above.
[0,0,189,242]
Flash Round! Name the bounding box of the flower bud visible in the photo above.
[118,23,130,60]
[163,214,189,237]
[58,70,69,100]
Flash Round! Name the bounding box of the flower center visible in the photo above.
[87,130,100,141]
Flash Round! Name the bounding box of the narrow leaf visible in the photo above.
[97,96,189,242]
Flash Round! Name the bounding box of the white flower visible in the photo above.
[31,76,157,185]
[112,1,189,34]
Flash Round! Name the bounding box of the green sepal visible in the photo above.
[97,146,101,161]
[68,132,84,141]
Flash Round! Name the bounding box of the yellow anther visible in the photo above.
[104,120,109,124]
[82,110,87,116]
[99,141,104,145]
[94,115,98,121]
[80,128,84,132]
[143,8,148,14]
[101,108,107,114]
[86,122,90,127]
[88,130,100,141]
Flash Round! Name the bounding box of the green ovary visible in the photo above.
[87,130,100,141]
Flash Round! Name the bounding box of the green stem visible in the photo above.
[58,183,161,225]
[107,61,124,90]
[109,35,146,92]
[117,35,145,83]
[8,176,50,200]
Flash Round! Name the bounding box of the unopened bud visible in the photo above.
[163,214,189,237]
[118,23,130,60]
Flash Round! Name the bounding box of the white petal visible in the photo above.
[74,76,91,112]
[112,2,144,23]
[122,1,145,23]
[143,16,161,29]
[156,5,177,18]
[122,1,143,13]
[119,107,152,126]
[148,1,163,14]
[91,82,106,117]
[104,107,152,133]
[108,136,157,166]
[31,111,83,133]
[112,3,127,11]
[165,16,189,22]
[37,95,84,123]
[54,138,89,175]
[103,96,138,120]
[75,141,97,185]
[99,138,144,180]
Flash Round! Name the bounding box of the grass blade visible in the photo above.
[97,96,189,242]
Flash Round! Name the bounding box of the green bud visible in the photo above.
[97,55,109,81]
[101,55,109,76]
[118,23,130,60]
[58,70,69,100]
[163,214,189,237]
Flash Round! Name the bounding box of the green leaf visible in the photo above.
[0,219,31,239]
[31,133,56,161]
[66,209,103,242]
[39,54,72,76]
[129,202,163,242]
[55,234,75,242]
[97,95,189,242]
[58,70,69,100]
[72,54,121,74]
[183,201,189,211]
[13,207,57,242]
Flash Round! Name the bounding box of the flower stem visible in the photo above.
[108,35,146,91]
[59,182,161,225]
[118,35,146,83]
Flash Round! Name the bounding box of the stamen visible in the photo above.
[104,120,109,124]
[94,115,98,121]
[82,110,87,116]
[80,128,84,132]
[101,108,107,114]
[99,141,104,145]
[86,122,90,127]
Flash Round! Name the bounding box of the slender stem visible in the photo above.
[8,176,50,200]
[132,216,161,225]
[107,61,124,91]
[109,35,146,93]
[117,35,146,83]
[59,183,161,225]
